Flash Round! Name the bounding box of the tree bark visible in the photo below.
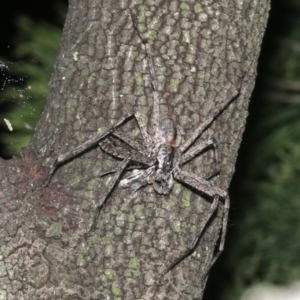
[0,1,270,299]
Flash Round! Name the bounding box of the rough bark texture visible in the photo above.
[0,1,270,299]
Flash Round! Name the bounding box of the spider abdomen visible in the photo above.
[159,118,181,147]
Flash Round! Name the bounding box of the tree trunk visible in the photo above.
[0,1,270,299]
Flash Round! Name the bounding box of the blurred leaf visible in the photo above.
[0,7,66,157]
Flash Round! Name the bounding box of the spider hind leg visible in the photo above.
[180,138,220,180]
[162,194,220,275]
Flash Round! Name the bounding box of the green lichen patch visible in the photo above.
[171,220,181,233]
[104,269,115,279]
[143,29,157,41]
[134,72,144,85]
[76,254,86,267]
[112,281,122,297]
[45,222,62,238]
[0,290,7,300]
[169,78,180,92]
[194,3,203,13]
[128,257,140,270]
[0,262,7,277]
[182,189,191,207]
[133,204,145,218]
[180,3,190,11]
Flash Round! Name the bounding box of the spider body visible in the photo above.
[100,113,226,200]
[122,118,179,195]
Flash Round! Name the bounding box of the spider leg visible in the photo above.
[143,43,160,143]
[180,138,219,180]
[132,111,153,148]
[162,195,219,275]
[120,166,155,191]
[86,154,131,236]
[151,90,161,144]
[55,114,135,165]
[162,168,228,275]
[40,113,137,188]
[100,165,148,177]
[209,195,230,267]
[195,195,231,282]
[112,130,147,154]
[180,89,239,153]
[174,169,227,198]
[132,13,160,144]
[97,155,131,208]
[99,132,154,168]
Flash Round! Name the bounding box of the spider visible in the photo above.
[41,15,240,275]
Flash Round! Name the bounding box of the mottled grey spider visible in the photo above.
[42,15,240,275]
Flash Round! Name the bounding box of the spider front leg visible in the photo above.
[40,110,154,189]
[209,194,230,268]
[132,13,161,146]
[97,155,132,209]
[174,169,227,199]
[181,138,219,180]
[87,155,132,235]
[180,89,239,153]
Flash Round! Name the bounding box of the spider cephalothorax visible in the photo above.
[115,117,181,196]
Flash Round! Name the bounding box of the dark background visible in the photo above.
[0,1,66,57]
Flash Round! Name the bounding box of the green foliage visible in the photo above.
[224,128,300,298]
[219,4,300,300]
[0,13,64,157]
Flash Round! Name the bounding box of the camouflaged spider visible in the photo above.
[42,15,240,275]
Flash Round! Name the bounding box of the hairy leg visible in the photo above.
[86,155,132,236]
[174,169,227,198]
[180,89,239,153]
[162,195,220,275]
[180,138,220,179]
[40,113,146,188]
